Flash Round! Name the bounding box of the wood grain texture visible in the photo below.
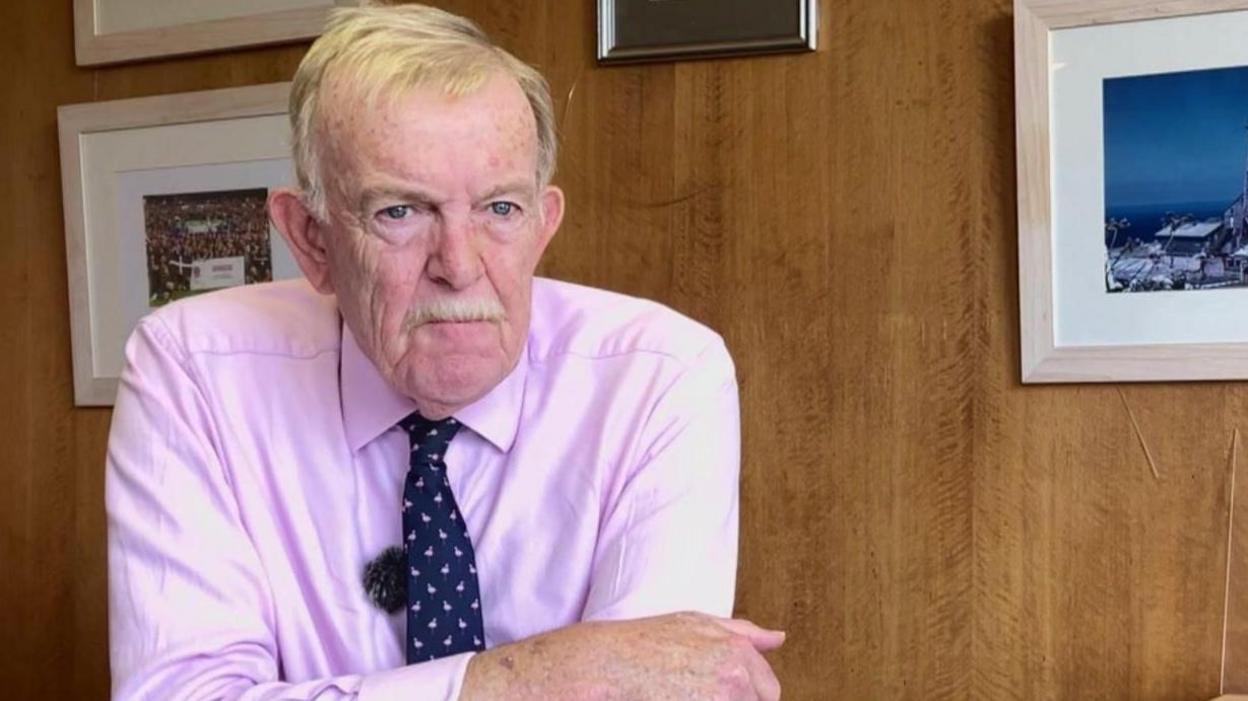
[0,0,1241,698]
[73,0,357,67]
[1224,427,1248,693]
[1015,0,1056,383]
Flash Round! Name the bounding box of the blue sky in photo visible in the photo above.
[1104,65,1248,209]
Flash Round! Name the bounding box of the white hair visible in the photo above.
[289,2,558,221]
[402,296,506,331]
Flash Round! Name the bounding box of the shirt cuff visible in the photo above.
[357,652,474,701]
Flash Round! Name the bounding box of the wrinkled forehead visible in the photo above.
[315,69,540,179]
[313,43,542,136]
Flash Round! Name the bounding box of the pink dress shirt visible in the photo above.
[106,277,740,700]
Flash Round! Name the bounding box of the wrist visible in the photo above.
[458,637,612,701]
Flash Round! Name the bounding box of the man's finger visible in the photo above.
[712,617,787,652]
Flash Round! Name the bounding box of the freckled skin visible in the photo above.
[461,612,785,700]
[270,73,565,418]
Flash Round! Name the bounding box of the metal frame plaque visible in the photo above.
[598,0,818,64]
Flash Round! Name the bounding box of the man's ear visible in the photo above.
[268,188,334,294]
[537,185,565,253]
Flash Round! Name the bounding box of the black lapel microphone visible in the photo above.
[362,545,406,614]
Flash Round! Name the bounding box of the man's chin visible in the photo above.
[392,347,510,414]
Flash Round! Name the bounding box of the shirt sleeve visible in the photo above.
[580,336,741,622]
[106,317,472,701]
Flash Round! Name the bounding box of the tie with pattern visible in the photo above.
[400,413,486,663]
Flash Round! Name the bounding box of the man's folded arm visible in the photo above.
[456,337,753,699]
[107,318,470,701]
[581,336,742,622]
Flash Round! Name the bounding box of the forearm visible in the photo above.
[110,612,473,700]
[117,674,363,701]
[457,614,784,701]
[458,626,609,701]
[114,655,472,701]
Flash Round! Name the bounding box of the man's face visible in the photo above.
[312,72,563,418]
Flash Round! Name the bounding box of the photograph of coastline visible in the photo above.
[1103,65,1248,293]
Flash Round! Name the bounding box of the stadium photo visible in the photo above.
[142,188,274,307]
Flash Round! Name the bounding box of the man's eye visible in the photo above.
[489,202,517,217]
[380,205,411,220]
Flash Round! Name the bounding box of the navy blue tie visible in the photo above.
[400,413,486,662]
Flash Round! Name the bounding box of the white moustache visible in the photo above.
[403,297,506,330]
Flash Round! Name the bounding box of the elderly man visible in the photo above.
[106,4,782,700]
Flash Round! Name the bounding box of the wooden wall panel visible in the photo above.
[1223,426,1248,694]
[0,0,1241,698]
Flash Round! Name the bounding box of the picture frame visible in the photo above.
[72,0,358,66]
[1016,0,1248,383]
[597,0,817,64]
[58,82,305,406]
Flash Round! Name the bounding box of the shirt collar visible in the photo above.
[340,321,526,454]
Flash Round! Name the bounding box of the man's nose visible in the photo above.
[426,215,484,290]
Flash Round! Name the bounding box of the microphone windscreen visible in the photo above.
[362,545,406,614]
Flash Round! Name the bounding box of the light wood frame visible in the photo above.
[58,83,291,406]
[73,0,357,66]
[1016,0,1248,383]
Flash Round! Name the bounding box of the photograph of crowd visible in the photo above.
[143,188,273,307]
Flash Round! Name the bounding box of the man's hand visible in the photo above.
[459,612,784,700]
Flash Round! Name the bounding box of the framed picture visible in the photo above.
[73,0,358,66]
[597,0,817,64]
[1016,0,1248,383]
[58,83,305,406]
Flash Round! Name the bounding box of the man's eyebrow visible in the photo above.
[479,181,537,201]
[356,187,440,209]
